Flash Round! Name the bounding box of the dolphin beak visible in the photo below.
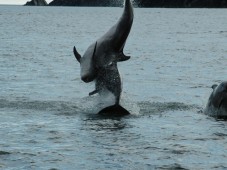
[81,42,98,83]
[81,75,93,83]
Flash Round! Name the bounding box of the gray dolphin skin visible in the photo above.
[204,81,227,119]
[73,0,133,83]
[88,42,130,116]
[93,56,130,116]
[73,0,133,116]
[89,61,122,104]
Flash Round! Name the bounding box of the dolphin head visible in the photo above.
[73,42,97,83]
[209,81,227,110]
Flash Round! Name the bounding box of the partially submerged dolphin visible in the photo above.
[204,81,227,119]
[73,0,134,83]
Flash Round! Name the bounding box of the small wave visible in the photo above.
[157,163,188,170]
[0,151,10,155]
[0,98,80,115]
[203,105,227,120]
[138,101,199,115]
[0,97,199,117]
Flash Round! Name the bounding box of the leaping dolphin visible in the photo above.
[73,0,134,83]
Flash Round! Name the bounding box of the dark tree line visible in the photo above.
[137,0,227,8]
[26,0,227,7]
[49,0,122,6]
[25,0,47,6]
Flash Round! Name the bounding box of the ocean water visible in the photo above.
[0,5,227,170]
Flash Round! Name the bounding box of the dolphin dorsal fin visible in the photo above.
[117,52,130,62]
[73,46,81,63]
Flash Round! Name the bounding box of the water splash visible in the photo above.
[0,97,198,116]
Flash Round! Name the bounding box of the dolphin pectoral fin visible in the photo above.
[98,104,130,117]
[89,89,99,96]
[73,46,81,63]
[117,53,130,62]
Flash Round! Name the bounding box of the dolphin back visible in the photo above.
[114,0,134,51]
[94,0,134,67]
[98,0,134,52]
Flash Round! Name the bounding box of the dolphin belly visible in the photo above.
[95,62,122,105]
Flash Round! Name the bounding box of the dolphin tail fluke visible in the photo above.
[98,104,130,117]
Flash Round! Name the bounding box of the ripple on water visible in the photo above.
[0,151,10,155]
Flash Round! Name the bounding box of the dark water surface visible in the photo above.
[0,5,227,169]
